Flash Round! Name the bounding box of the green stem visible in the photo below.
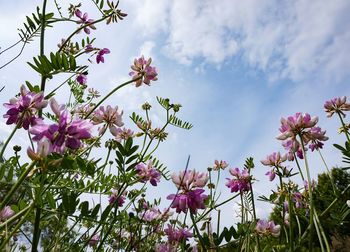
[39,0,48,118]
[337,112,350,142]
[84,78,140,119]
[293,153,305,181]
[0,161,36,210]
[0,125,18,161]
[190,213,206,250]
[249,180,261,252]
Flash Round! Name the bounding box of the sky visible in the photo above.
[1,0,350,227]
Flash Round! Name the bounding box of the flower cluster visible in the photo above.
[164,224,193,243]
[129,56,158,87]
[3,85,48,130]
[76,73,88,86]
[135,162,161,186]
[213,159,228,171]
[324,96,350,118]
[92,105,124,135]
[96,48,110,64]
[225,167,251,193]
[277,113,328,160]
[167,170,208,214]
[29,99,93,154]
[108,189,126,207]
[0,206,15,221]
[256,219,281,237]
[111,127,134,142]
[261,152,289,181]
[75,9,96,34]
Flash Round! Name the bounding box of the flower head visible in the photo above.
[92,105,123,135]
[256,219,281,237]
[324,96,350,118]
[3,85,48,130]
[213,160,228,170]
[129,56,158,87]
[261,152,287,167]
[76,74,87,86]
[171,170,208,191]
[225,167,251,193]
[108,189,126,207]
[0,206,15,221]
[164,224,193,243]
[75,9,96,34]
[111,127,134,142]
[167,189,208,214]
[135,162,161,186]
[29,98,93,153]
[96,48,110,64]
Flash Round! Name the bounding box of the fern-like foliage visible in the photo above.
[130,112,146,126]
[169,115,193,130]
[157,97,171,110]
[18,7,54,43]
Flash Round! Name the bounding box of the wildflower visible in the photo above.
[111,127,134,142]
[129,56,158,87]
[85,44,94,53]
[277,112,328,159]
[27,136,52,160]
[225,167,251,193]
[139,207,161,222]
[3,85,48,130]
[75,9,96,34]
[76,74,87,86]
[135,162,161,186]
[265,170,276,181]
[171,170,208,191]
[0,206,15,221]
[261,152,287,167]
[96,48,110,64]
[256,219,281,237]
[29,98,93,153]
[213,160,229,171]
[164,224,193,242]
[88,234,100,247]
[92,105,123,135]
[167,188,207,214]
[108,189,126,207]
[292,192,306,209]
[324,96,350,118]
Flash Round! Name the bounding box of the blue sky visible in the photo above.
[1,0,350,222]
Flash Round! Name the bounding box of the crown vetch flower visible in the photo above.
[225,167,251,193]
[261,152,287,167]
[111,127,134,142]
[76,74,87,86]
[108,189,126,207]
[27,136,53,160]
[135,162,161,186]
[129,56,158,87]
[324,96,350,118]
[75,9,96,34]
[213,159,229,170]
[3,85,48,130]
[92,105,123,135]
[29,99,93,153]
[96,48,110,64]
[0,206,15,221]
[164,224,193,243]
[171,170,208,191]
[256,219,281,237]
[167,188,208,214]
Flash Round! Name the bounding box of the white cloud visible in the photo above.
[130,0,350,83]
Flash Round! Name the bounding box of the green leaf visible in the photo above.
[62,53,69,70]
[46,192,56,208]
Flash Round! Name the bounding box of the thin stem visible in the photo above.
[84,78,140,119]
[293,153,305,181]
[190,213,206,250]
[0,125,18,161]
[337,112,350,142]
[249,179,261,252]
[317,149,337,195]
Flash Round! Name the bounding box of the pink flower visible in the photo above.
[96,48,110,64]
[256,219,281,237]
[164,224,193,242]
[108,189,126,207]
[76,74,87,86]
[129,56,158,87]
[225,167,251,193]
[213,159,229,170]
[92,105,123,135]
[3,85,48,130]
[111,127,134,142]
[139,207,161,222]
[167,189,208,214]
[261,152,287,167]
[324,96,350,118]
[265,170,276,181]
[29,98,93,153]
[171,170,208,191]
[135,162,161,186]
[27,136,52,160]
[0,206,15,221]
[75,9,96,34]
[88,234,100,247]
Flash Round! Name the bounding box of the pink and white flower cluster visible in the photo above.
[277,112,328,160]
[92,105,124,135]
[225,167,251,193]
[167,170,208,214]
[129,56,158,87]
[324,96,350,118]
[256,219,281,237]
[135,162,161,186]
[261,152,289,181]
